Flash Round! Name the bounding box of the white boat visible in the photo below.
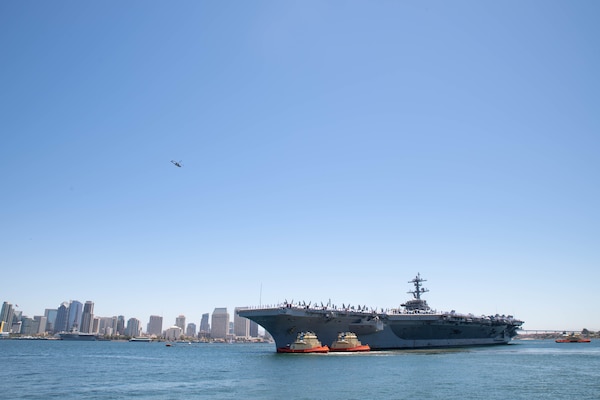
[129,337,152,342]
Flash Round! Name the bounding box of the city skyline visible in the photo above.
[1,299,263,338]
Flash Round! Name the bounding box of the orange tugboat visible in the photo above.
[277,332,329,353]
[556,333,591,343]
[329,332,371,352]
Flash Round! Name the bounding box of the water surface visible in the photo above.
[1,340,598,399]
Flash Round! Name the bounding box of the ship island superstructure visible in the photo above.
[237,273,523,350]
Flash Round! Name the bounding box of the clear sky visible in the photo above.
[1,1,599,332]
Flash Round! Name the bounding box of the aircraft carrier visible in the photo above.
[237,274,523,350]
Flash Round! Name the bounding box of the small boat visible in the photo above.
[556,333,591,343]
[129,337,152,342]
[330,332,370,352]
[58,328,97,341]
[277,332,329,353]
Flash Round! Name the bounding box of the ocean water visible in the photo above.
[1,339,598,399]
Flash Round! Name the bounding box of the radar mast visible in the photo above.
[401,273,430,312]
[409,273,428,300]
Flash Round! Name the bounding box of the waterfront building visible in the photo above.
[125,318,141,337]
[111,316,118,333]
[175,315,186,332]
[20,316,35,334]
[117,315,125,335]
[33,316,47,335]
[19,316,46,335]
[80,301,94,333]
[211,308,229,339]
[0,302,14,333]
[234,307,249,338]
[44,309,57,333]
[249,320,259,338]
[98,316,117,335]
[165,325,183,341]
[67,300,83,331]
[54,302,69,332]
[199,313,210,339]
[92,317,100,334]
[199,313,210,333]
[11,320,22,334]
[186,323,197,337]
[13,310,22,323]
[146,315,163,336]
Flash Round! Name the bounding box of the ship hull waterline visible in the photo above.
[58,333,97,341]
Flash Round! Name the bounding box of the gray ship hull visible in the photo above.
[238,306,521,350]
[58,332,97,341]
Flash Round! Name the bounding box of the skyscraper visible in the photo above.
[44,309,58,333]
[33,316,47,335]
[125,318,141,337]
[117,315,125,335]
[186,323,197,337]
[199,313,210,339]
[20,316,35,335]
[175,315,186,332]
[147,315,163,336]
[54,302,69,333]
[234,307,249,338]
[67,300,83,331]
[1,302,14,333]
[249,320,259,338]
[80,301,94,333]
[211,308,229,339]
[98,316,118,335]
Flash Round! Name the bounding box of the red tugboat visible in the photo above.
[277,332,329,353]
[556,333,591,343]
[329,332,371,352]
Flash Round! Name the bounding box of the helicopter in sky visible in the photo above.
[171,160,183,168]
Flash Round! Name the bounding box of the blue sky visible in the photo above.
[1,1,599,332]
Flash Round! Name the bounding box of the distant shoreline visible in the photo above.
[516,332,598,340]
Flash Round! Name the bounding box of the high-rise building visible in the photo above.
[199,313,210,339]
[1,302,14,333]
[234,307,249,338]
[44,309,57,333]
[211,308,229,339]
[98,316,117,336]
[249,320,259,338]
[111,316,118,333]
[125,318,141,337]
[20,316,35,334]
[199,313,210,334]
[186,323,197,337]
[54,302,69,333]
[67,300,83,331]
[11,321,22,334]
[175,315,186,332]
[117,315,125,335]
[80,301,94,333]
[33,316,47,335]
[147,315,163,336]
